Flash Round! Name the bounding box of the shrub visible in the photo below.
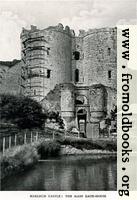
[37,140,61,158]
[56,137,117,151]
[0,94,46,129]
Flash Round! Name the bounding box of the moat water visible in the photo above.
[2,155,117,191]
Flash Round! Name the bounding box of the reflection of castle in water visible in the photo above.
[0,23,117,137]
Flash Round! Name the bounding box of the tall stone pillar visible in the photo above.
[61,83,75,130]
[88,84,107,138]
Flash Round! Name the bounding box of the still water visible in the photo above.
[2,155,117,191]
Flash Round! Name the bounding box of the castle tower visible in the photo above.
[71,28,117,89]
[82,28,117,88]
[20,24,73,101]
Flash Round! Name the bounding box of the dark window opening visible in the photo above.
[108,48,111,56]
[47,47,50,55]
[47,69,51,78]
[34,90,36,95]
[75,69,79,82]
[75,100,83,105]
[108,70,111,79]
[29,46,45,51]
[73,51,80,60]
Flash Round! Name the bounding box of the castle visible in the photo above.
[0,23,117,138]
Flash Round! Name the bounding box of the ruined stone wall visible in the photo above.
[40,84,61,113]
[0,64,9,88]
[61,83,76,129]
[0,60,23,95]
[21,24,73,101]
[61,83,75,117]
[20,25,117,137]
[21,25,117,103]
[106,87,117,115]
[89,84,107,122]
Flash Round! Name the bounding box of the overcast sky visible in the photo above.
[0,0,136,61]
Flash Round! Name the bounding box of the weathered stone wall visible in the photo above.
[40,84,61,113]
[89,84,107,122]
[76,28,117,89]
[71,37,84,84]
[0,64,9,87]
[106,87,117,115]
[61,83,76,129]
[21,25,117,107]
[0,60,24,95]
[61,83,75,117]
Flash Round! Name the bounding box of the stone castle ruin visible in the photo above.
[0,23,117,138]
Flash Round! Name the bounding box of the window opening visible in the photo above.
[73,51,80,60]
[75,69,79,82]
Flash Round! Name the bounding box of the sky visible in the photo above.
[0,0,136,61]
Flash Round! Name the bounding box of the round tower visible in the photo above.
[82,28,117,89]
[20,24,72,101]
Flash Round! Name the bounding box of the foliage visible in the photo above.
[47,111,64,129]
[0,139,61,180]
[1,145,39,179]
[110,105,117,121]
[105,105,117,126]
[0,94,64,130]
[56,137,117,152]
[0,94,46,129]
[37,140,61,158]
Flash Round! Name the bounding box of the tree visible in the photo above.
[110,105,117,121]
[0,94,46,129]
[47,111,64,129]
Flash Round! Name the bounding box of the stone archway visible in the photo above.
[77,109,87,137]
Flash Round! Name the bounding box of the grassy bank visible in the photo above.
[0,144,39,180]
[0,139,61,180]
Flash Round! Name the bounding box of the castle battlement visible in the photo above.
[78,27,117,37]
[21,24,116,40]
[21,23,75,39]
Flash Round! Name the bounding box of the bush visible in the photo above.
[0,94,65,129]
[37,140,61,158]
[47,111,64,129]
[56,137,117,151]
[0,94,46,129]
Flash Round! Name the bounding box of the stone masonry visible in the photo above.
[0,23,117,138]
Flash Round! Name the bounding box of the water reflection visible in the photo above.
[2,155,117,191]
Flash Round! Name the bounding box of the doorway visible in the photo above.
[77,109,87,137]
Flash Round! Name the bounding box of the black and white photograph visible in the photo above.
[0,0,136,195]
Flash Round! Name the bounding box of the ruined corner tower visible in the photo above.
[20,24,74,101]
